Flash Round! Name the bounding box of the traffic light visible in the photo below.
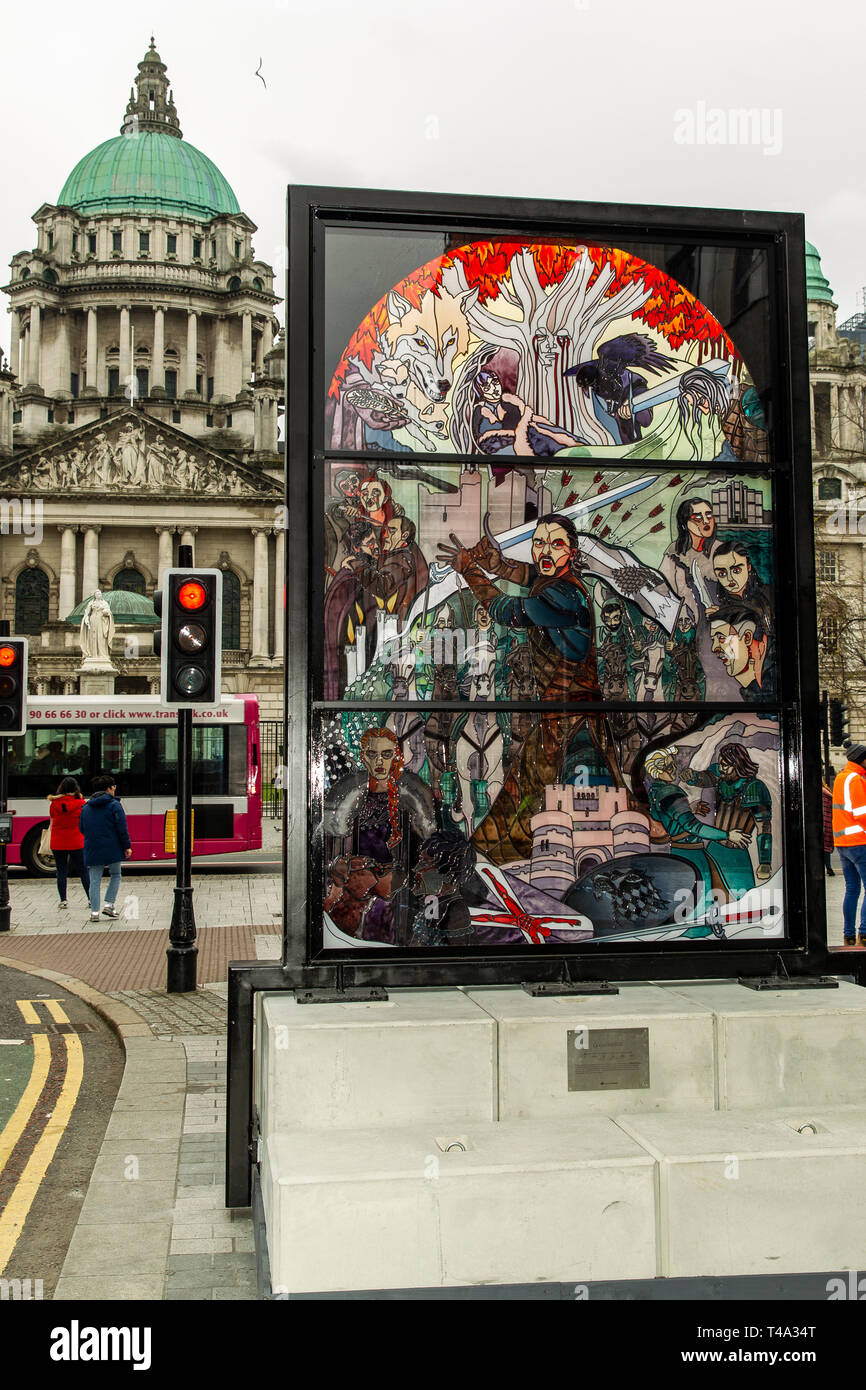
[153,570,222,707]
[0,639,28,736]
[829,698,850,746]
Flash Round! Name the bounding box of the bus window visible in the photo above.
[154,727,227,796]
[98,727,149,797]
[9,729,93,799]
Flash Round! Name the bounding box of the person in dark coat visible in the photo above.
[80,774,132,922]
[47,776,89,907]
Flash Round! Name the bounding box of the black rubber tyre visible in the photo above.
[21,824,55,877]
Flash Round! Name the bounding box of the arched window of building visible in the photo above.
[15,568,49,633]
[818,477,843,500]
[252,277,263,291]
[228,276,241,292]
[43,268,58,284]
[113,569,146,596]
[222,570,241,649]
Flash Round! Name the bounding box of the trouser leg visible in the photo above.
[88,864,104,913]
[55,850,68,901]
[70,849,89,898]
[840,850,860,939]
[105,862,122,907]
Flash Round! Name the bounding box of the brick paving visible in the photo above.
[0,923,260,991]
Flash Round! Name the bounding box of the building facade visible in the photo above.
[0,41,285,715]
[807,241,866,754]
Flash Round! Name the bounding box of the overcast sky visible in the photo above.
[2,0,865,358]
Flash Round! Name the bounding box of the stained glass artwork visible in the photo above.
[323,464,775,706]
[326,241,769,464]
[299,208,805,967]
[315,710,783,948]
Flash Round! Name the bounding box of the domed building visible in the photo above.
[0,41,285,714]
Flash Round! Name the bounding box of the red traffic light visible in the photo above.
[0,647,16,667]
[178,581,207,611]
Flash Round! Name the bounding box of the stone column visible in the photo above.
[273,526,285,661]
[57,525,78,618]
[156,526,174,585]
[82,525,101,600]
[831,384,839,452]
[119,305,131,390]
[263,318,274,357]
[810,384,816,454]
[84,306,98,395]
[241,312,252,390]
[9,310,20,380]
[179,526,198,562]
[251,527,270,660]
[185,311,198,396]
[213,316,230,402]
[56,309,71,397]
[254,329,264,376]
[27,304,41,388]
[152,306,165,395]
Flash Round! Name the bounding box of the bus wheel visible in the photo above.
[22,825,55,877]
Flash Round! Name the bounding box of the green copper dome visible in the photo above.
[806,241,835,305]
[58,130,241,222]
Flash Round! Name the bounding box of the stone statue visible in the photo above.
[79,590,115,662]
[119,423,147,487]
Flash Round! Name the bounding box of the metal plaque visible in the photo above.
[567,1027,650,1092]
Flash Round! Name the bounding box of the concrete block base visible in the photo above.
[255,980,866,1291]
[255,989,496,1143]
[262,1119,656,1294]
[618,1105,866,1277]
[465,984,716,1118]
[661,981,866,1108]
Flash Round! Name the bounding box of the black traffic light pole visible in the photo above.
[166,544,198,993]
[0,619,8,934]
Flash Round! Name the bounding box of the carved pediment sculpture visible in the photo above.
[4,414,279,498]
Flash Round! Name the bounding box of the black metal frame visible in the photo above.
[225,188,825,1204]
[276,184,825,989]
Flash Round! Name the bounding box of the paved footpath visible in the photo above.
[0,859,281,992]
[0,962,279,1301]
[0,849,283,1301]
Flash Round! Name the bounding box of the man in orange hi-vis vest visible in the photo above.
[832,744,866,946]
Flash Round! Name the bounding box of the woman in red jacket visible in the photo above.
[48,777,90,908]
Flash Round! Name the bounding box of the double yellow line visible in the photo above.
[0,1000,83,1273]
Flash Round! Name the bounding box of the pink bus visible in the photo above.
[9,694,262,874]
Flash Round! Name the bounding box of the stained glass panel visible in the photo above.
[314,709,784,949]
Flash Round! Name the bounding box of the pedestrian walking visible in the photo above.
[822,773,836,876]
[80,774,132,922]
[832,745,866,946]
[47,777,90,908]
